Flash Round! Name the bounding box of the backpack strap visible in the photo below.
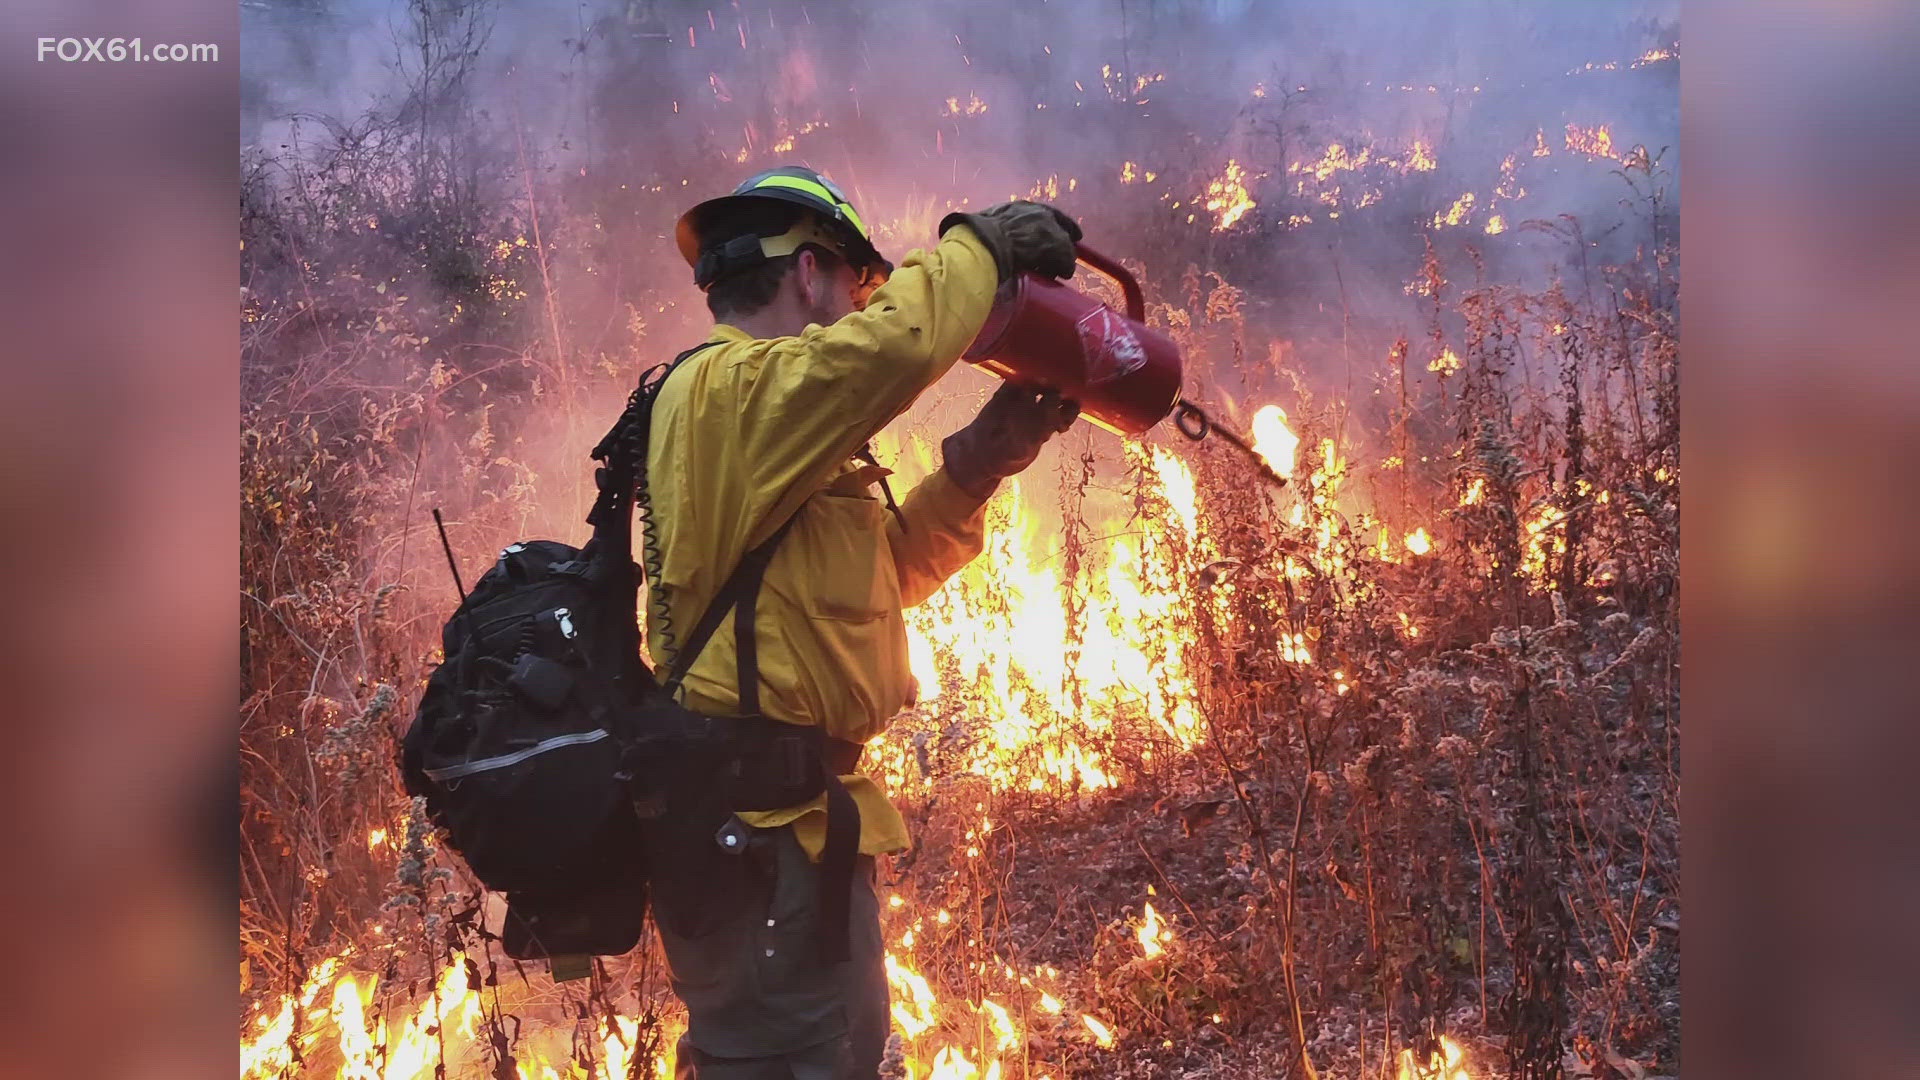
[617,341,806,704]
[660,513,798,700]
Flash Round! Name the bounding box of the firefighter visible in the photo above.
[644,165,1083,1077]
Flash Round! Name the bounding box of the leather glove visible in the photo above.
[941,381,1082,499]
[937,200,1084,283]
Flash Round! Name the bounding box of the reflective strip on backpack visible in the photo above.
[420,729,610,782]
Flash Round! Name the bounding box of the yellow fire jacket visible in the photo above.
[644,225,1001,859]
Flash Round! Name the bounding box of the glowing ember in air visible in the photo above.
[1405,527,1433,555]
[1396,1034,1473,1080]
[1250,405,1299,476]
[1202,159,1256,230]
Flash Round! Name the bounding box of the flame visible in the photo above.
[1251,405,1299,476]
[1495,154,1526,201]
[1521,503,1569,583]
[1432,192,1475,229]
[942,93,988,117]
[1484,214,1506,235]
[241,951,678,1079]
[1405,527,1433,556]
[1023,174,1067,201]
[1565,123,1618,160]
[886,951,941,1039]
[1203,159,1256,230]
[1429,348,1462,375]
[1081,1014,1116,1048]
[1396,1035,1473,1080]
[1135,901,1172,959]
[884,444,1214,803]
[245,397,1466,1073]
[767,119,828,156]
[877,943,1094,1075]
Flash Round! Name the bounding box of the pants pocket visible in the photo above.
[751,827,826,992]
[645,794,764,941]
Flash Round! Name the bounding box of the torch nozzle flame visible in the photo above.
[1170,398,1288,489]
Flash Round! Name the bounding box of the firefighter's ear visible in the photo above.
[793,247,824,308]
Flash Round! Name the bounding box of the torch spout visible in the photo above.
[1171,398,1288,489]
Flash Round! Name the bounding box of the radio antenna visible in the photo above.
[432,508,469,603]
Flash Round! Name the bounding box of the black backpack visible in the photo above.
[399,345,862,966]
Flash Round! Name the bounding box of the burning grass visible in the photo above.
[240,8,1676,1076]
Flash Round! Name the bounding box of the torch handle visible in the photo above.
[1073,244,1146,323]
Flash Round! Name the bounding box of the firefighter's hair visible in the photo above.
[698,197,855,319]
[704,242,844,320]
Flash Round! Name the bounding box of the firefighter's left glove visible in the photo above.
[938,200,1083,283]
[941,381,1081,500]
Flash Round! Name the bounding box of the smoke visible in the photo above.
[242,0,1678,454]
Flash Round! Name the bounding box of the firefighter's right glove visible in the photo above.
[938,200,1084,283]
[941,381,1081,500]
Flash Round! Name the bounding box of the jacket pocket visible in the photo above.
[789,493,897,623]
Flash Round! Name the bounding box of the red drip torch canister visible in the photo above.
[962,244,1183,437]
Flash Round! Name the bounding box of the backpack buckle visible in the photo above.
[781,736,810,788]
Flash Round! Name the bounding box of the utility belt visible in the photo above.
[692,713,864,809]
[645,710,865,961]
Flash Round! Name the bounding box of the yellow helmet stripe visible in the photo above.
[750,174,871,240]
[838,201,869,237]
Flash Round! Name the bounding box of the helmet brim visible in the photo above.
[675,189,892,286]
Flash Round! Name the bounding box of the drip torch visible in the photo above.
[963,244,1286,487]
